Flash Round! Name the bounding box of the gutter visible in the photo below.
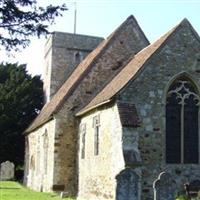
[23,115,54,135]
[76,99,113,117]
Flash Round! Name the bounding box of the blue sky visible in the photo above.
[1,0,200,76]
[69,0,200,42]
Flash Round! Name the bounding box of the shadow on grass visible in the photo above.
[50,194,58,197]
[0,187,20,189]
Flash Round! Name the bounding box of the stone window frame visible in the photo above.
[30,155,35,170]
[93,114,100,156]
[43,129,49,174]
[79,123,86,159]
[36,136,41,175]
[74,51,83,64]
[165,74,200,164]
[25,137,30,172]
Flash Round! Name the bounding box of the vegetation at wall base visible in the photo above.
[0,181,74,200]
[176,193,200,200]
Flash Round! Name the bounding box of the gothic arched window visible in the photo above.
[166,77,200,164]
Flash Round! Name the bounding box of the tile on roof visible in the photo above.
[25,15,145,133]
[76,19,196,116]
[118,102,140,127]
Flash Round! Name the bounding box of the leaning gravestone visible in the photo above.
[153,172,177,200]
[0,161,15,181]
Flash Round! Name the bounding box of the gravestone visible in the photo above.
[0,161,15,180]
[153,172,176,200]
[116,168,139,200]
[187,179,200,197]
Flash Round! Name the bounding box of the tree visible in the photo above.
[0,63,44,166]
[0,0,67,51]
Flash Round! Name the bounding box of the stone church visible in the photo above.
[24,15,200,200]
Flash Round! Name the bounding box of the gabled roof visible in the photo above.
[76,19,198,116]
[26,15,147,133]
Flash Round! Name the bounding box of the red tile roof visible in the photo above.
[118,102,140,127]
[25,15,142,133]
[76,19,192,116]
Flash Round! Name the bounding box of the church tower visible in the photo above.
[43,32,103,103]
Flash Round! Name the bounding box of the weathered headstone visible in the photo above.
[0,161,15,181]
[187,179,200,197]
[116,168,139,200]
[153,172,176,200]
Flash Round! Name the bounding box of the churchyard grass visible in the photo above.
[0,181,74,200]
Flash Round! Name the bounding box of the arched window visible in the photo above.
[166,76,200,164]
[74,51,82,64]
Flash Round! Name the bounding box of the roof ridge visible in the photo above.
[106,15,149,44]
[25,15,146,133]
[181,18,200,44]
[76,18,192,116]
[53,15,142,113]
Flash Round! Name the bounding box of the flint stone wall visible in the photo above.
[25,17,200,200]
[77,102,141,200]
[52,17,149,196]
[117,20,200,199]
[24,119,56,192]
[78,104,124,200]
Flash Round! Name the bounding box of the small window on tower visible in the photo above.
[74,51,82,64]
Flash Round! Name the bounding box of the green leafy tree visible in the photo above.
[0,63,44,166]
[0,0,67,51]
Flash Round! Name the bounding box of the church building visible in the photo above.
[24,15,200,200]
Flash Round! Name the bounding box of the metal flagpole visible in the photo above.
[74,2,77,34]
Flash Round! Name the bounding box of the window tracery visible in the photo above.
[166,77,199,163]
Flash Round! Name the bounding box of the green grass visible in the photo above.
[0,181,74,200]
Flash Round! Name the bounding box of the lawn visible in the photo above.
[0,181,74,200]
